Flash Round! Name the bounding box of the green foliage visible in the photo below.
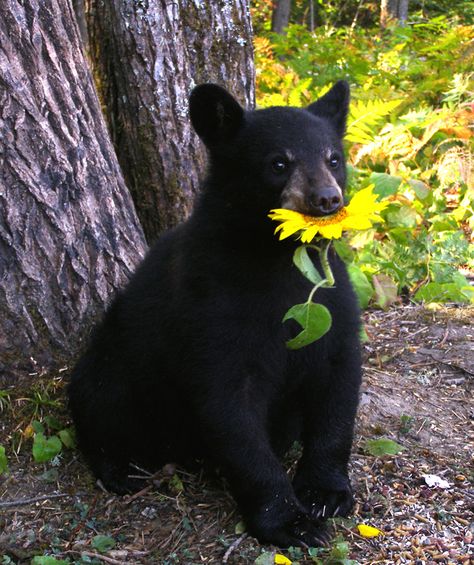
[58,428,76,449]
[399,414,414,434]
[283,243,336,349]
[346,99,402,144]
[283,0,474,28]
[31,557,69,565]
[23,385,61,418]
[0,445,8,475]
[254,553,275,565]
[308,537,359,564]
[32,433,62,463]
[0,390,11,412]
[255,16,474,307]
[346,264,373,309]
[169,473,184,493]
[91,535,116,553]
[293,245,323,284]
[365,438,405,456]
[30,419,76,463]
[283,302,332,349]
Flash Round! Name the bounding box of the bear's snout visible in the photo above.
[308,185,343,216]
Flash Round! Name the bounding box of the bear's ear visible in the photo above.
[306,80,350,137]
[189,84,245,147]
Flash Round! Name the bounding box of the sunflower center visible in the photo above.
[303,207,348,226]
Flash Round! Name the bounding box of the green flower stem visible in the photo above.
[305,241,335,304]
[319,239,335,287]
[306,276,326,302]
[285,240,336,349]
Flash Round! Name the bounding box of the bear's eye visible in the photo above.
[271,158,289,174]
[328,153,340,169]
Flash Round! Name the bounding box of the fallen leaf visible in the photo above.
[423,474,450,489]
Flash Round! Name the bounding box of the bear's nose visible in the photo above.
[309,186,343,216]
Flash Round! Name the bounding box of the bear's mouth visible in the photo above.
[280,183,344,218]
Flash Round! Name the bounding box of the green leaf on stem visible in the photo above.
[283,302,332,349]
[293,245,323,285]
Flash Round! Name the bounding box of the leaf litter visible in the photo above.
[0,304,472,564]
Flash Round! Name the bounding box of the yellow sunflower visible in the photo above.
[268,185,388,242]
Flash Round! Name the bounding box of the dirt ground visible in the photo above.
[0,304,473,565]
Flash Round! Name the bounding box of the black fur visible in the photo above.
[68,81,362,548]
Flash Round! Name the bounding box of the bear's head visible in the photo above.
[189,81,350,221]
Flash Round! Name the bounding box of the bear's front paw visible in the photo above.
[295,482,354,519]
[247,499,332,548]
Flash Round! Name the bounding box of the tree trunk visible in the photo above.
[72,0,89,49]
[0,0,147,373]
[272,0,292,34]
[381,0,409,27]
[87,0,255,242]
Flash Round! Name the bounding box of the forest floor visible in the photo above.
[0,304,473,565]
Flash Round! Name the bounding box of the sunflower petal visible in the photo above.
[268,187,387,243]
[357,523,384,538]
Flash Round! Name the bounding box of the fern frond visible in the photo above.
[346,99,402,144]
[288,77,313,107]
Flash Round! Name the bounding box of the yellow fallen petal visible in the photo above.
[274,554,292,565]
[357,523,384,537]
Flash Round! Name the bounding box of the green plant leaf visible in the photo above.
[386,205,419,228]
[370,173,402,198]
[429,214,460,232]
[32,433,62,463]
[283,302,332,349]
[0,445,8,475]
[91,535,116,553]
[58,428,76,449]
[31,557,69,565]
[40,468,59,483]
[169,473,184,493]
[327,538,359,564]
[414,281,474,303]
[365,438,405,456]
[359,325,370,343]
[235,520,246,534]
[346,99,402,144]
[372,274,398,309]
[44,415,63,431]
[333,239,355,263]
[293,245,323,285]
[254,552,275,565]
[31,420,45,434]
[409,179,431,201]
[347,264,373,309]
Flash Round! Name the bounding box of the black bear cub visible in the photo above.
[68,81,362,548]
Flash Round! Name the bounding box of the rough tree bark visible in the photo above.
[87,0,255,241]
[271,0,292,34]
[0,0,147,372]
[380,0,409,27]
